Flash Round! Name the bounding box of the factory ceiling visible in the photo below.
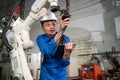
[0,0,116,28]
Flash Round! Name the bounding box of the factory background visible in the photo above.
[0,0,120,80]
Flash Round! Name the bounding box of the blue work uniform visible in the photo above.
[36,33,70,80]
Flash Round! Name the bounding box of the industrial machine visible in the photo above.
[101,74,120,80]
[81,64,102,80]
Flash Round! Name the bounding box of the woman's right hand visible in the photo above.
[59,14,70,31]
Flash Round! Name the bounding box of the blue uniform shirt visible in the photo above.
[36,33,70,80]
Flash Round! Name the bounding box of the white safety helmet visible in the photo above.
[40,11,57,22]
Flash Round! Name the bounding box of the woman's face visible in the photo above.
[42,20,56,38]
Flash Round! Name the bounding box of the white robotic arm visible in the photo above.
[24,0,48,26]
[24,0,58,27]
[12,0,58,49]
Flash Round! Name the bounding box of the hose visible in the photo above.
[2,26,13,51]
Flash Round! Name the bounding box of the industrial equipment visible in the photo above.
[81,64,102,80]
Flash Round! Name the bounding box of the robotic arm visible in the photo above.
[24,0,58,27]
[12,0,58,49]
